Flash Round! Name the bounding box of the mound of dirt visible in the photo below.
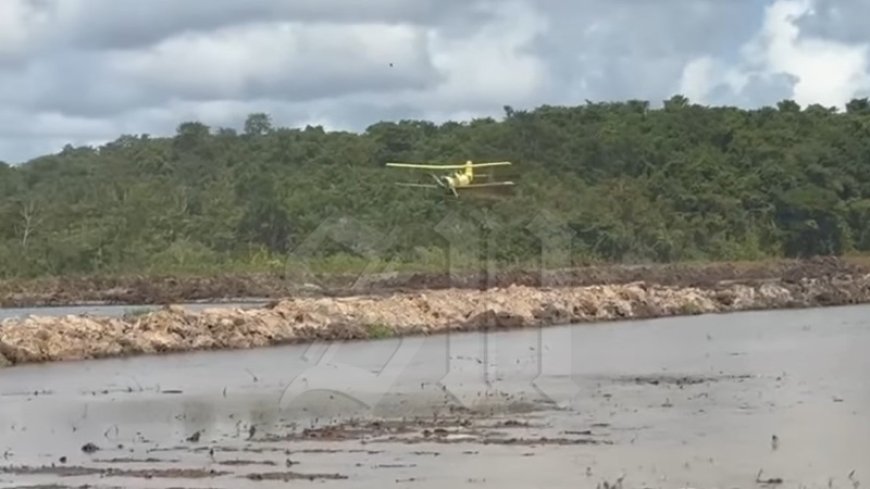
[2,268,870,367]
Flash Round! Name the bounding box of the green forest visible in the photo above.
[3,95,870,279]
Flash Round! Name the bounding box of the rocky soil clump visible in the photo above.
[2,271,870,368]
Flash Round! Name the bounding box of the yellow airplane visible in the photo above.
[386,160,514,197]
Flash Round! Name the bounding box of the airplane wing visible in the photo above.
[463,161,512,168]
[460,181,515,188]
[395,183,442,189]
[387,163,464,170]
[386,161,512,170]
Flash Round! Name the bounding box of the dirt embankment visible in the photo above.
[2,256,870,308]
[2,256,870,368]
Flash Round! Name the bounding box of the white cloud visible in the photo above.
[0,0,54,62]
[422,1,549,111]
[748,0,870,107]
[680,0,870,109]
[2,0,870,163]
[679,57,719,103]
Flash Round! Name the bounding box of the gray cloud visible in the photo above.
[795,0,870,44]
[528,0,768,105]
[708,72,799,108]
[2,23,443,117]
[17,0,493,51]
[537,0,764,58]
[2,0,870,164]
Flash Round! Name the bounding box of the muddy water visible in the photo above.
[1,305,869,488]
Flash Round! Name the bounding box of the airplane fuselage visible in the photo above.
[443,161,475,189]
[445,171,472,188]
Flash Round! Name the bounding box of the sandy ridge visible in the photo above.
[2,271,869,368]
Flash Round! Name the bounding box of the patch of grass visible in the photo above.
[122,307,153,320]
[365,323,393,339]
[679,301,706,316]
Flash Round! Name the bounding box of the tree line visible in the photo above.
[3,95,870,278]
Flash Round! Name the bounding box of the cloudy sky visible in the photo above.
[1,0,869,164]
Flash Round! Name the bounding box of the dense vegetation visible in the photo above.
[3,95,870,279]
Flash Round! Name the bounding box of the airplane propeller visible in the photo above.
[430,174,457,196]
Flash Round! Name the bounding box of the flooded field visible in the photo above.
[1,304,868,488]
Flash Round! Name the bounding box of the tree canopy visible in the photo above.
[3,96,870,278]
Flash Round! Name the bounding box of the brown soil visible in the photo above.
[250,416,610,447]
[92,457,179,464]
[4,485,119,489]
[245,471,348,481]
[2,256,868,308]
[2,256,870,368]
[0,465,227,478]
[216,459,277,466]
